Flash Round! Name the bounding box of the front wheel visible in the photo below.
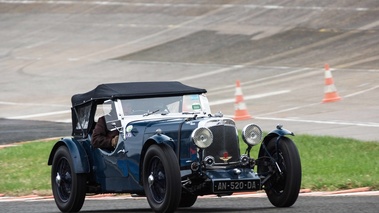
[51,146,86,212]
[258,137,301,207]
[143,144,181,213]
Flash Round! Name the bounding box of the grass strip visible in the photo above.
[1,134,378,196]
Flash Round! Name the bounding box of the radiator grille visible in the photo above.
[204,125,240,164]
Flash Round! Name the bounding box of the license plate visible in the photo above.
[213,180,260,193]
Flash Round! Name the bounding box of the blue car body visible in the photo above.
[48,81,301,213]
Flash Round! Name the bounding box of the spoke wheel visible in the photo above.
[51,146,86,212]
[143,144,181,213]
[258,137,301,207]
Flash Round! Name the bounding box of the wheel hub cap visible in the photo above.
[55,172,61,187]
[148,172,154,186]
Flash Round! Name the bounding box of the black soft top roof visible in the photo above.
[71,81,207,107]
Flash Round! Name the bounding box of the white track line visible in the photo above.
[344,85,379,98]
[5,110,71,120]
[210,90,291,105]
[255,116,379,128]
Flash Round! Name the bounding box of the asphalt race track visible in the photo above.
[0,118,70,144]
[1,1,379,213]
[1,1,379,145]
[1,0,379,143]
[1,192,379,213]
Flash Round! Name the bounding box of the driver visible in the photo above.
[92,101,119,149]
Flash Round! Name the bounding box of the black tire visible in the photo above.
[179,191,197,207]
[258,137,301,207]
[51,146,86,212]
[143,144,181,213]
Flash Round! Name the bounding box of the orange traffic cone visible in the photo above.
[322,64,341,103]
[234,80,252,120]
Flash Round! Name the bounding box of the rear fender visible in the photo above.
[47,137,90,174]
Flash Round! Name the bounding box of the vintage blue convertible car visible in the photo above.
[48,81,301,213]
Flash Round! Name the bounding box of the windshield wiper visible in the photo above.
[143,109,160,117]
[182,112,201,115]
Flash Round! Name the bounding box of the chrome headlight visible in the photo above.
[242,124,262,146]
[191,127,213,149]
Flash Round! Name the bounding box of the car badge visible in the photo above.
[219,152,232,163]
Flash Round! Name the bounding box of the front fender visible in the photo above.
[141,133,176,158]
[264,124,294,142]
[139,134,176,184]
[148,133,175,149]
[259,125,294,156]
[47,137,90,174]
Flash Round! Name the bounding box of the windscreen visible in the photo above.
[119,94,211,116]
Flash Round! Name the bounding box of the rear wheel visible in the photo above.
[258,137,301,207]
[51,146,86,212]
[143,144,181,213]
